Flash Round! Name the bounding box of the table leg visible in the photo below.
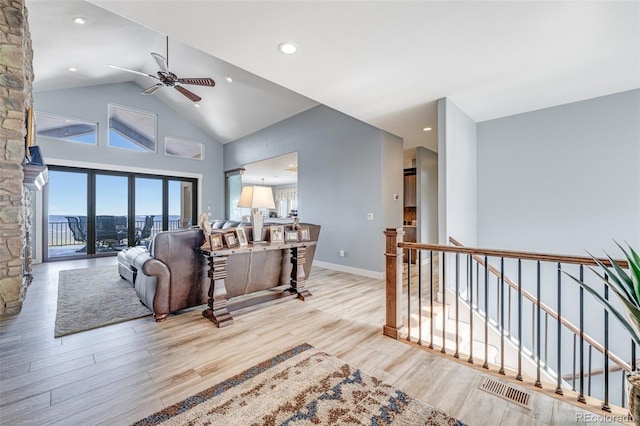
[202,255,234,327]
[290,246,312,300]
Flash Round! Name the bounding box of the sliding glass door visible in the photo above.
[135,177,162,247]
[45,166,197,260]
[46,169,88,259]
[95,174,129,252]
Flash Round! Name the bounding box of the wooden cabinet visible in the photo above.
[404,172,416,207]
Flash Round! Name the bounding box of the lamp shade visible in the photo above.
[237,185,275,209]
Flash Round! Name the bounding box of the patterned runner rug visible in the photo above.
[133,343,466,425]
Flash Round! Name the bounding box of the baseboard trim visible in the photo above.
[313,261,384,280]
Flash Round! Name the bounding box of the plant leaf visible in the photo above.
[617,242,640,303]
[564,271,640,345]
[589,252,638,308]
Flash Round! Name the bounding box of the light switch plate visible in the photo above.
[367,213,374,220]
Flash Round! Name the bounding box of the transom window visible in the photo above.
[165,136,204,160]
[35,112,97,145]
[108,104,156,152]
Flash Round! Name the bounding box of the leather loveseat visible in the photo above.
[118,223,320,321]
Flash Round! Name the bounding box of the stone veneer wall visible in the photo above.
[0,0,33,314]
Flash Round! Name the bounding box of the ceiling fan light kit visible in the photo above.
[110,38,215,102]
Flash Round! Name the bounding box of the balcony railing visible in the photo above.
[384,228,633,418]
[48,219,182,247]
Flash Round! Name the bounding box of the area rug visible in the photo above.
[133,343,466,426]
[54,265,152,337]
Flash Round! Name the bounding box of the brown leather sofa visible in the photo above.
[118,224,320,321]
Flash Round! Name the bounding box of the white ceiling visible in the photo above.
[27,1,318,144]
[28,1,639,154]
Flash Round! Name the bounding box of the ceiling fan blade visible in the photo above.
[109,64,159,80]
[177,77,216,87]
[141,83,163,95]
[175,85,201,102]
[151,53,168,73]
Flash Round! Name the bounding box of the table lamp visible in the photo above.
[237,185,275,243]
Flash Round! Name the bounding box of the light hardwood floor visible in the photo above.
[0,258,629,425]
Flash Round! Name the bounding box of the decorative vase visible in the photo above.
[628,372,640,426]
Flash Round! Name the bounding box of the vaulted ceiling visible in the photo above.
[28,1,639,152]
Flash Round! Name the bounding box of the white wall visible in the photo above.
[477,89,640,255]
[225,105,404,276]
[416,146,438,244]
[437,97,478,247]
[34,82,225,219]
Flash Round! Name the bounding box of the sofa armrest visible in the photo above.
[141,257,171,321]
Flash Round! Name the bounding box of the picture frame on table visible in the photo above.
[298,225,310,242]
[210,233,223,250]
[285,229,299,243]
[236,227,248,247]
[224,231,239,248]
[270,225,284,243]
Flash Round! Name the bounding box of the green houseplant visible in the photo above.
[567,242,640,423]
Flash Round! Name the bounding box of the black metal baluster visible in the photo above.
[508,283,512,337]
[578,266,586,403]
[499,257,505,375]
[442,253,447,354]
[556,262,563,395]
[418,250,423,345]
[622,370,626,408]
[571,333,578,392]
[496,276,500,326]
[476,262,480,315]
[454,253,460,358]
[429,250,434,349]
[603,276,611,412]
[407,249,412,342]
[484,255,489,369]
[517,259,523,381]
[469,255,474,365]
[535,261,542,388]
[545,312,549,370]
[532,301,536,360]
[588,345,593,396]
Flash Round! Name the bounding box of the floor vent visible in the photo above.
[479,377,533,410]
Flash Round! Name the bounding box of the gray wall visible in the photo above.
[416,146,438,244]
[224,105,404,275]
[477,89,640,255]
[437,98,478,246]
[34,82,225,219]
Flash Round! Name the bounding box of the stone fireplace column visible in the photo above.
[0,0,34,315]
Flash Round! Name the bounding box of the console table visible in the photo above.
[198,241,317,328]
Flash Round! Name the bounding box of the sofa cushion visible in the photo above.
[125,246,150,266]
[212,220,226,229]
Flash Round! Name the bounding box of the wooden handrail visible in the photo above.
[398,237,628,268]
[447,239,631,373]
[383,229,636,411]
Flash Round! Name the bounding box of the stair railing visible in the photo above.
[383,228,633,414]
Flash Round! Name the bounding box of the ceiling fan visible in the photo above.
[109,38,215,103]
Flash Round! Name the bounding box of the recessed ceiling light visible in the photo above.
[225,76,233,83]
[194,103,200,108]
[73,16,87,24]
[278,42,298,55]
[68,67,78,72]
[422,127,432,132]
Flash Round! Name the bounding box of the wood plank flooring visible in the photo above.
[0,257,629,425]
